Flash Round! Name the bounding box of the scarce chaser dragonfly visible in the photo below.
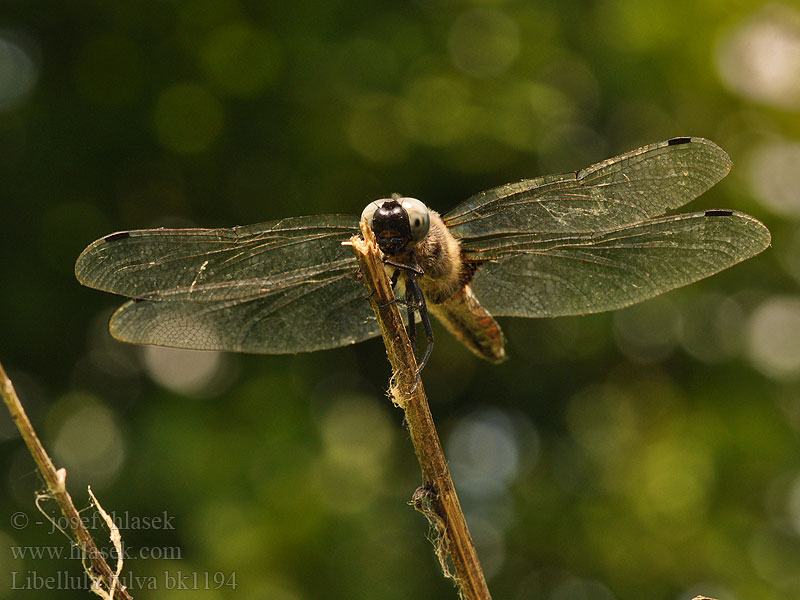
[75,137,770,367]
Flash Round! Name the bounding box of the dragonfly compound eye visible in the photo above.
[360,198,390,228]
[399,197,430,242]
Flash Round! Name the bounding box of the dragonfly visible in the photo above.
[75,137,770,367]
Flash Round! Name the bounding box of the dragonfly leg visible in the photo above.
[405,283,417,344]
[408,277,434,374]
[379,259,434,387]
[384,259,423,278]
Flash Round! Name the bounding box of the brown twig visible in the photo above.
[350,222,492,600]
[0,359,132,600]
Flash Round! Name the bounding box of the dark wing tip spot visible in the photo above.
[705,209,734,217]
[104,231,131,243]
[668,137,692,146]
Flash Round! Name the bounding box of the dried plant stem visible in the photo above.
[350,223,491,600]
[0,359,132,600]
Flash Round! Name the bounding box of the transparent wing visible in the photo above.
[463,210,770,318]
[444,137,732,238]
[75,215,380,353]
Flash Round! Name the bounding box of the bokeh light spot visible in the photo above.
[48,392,125,488]
[313,395,394,513]
[747,296,800,381]
[448,409,520,497]
[678,293,746,363]
[747,140,800,218]
[318,395,393,464]
[153,83,224,154]
[468,517,505,580]
[787,471,800,537]
[200,24,280,97]
[634,438,714,527]
[400,76,472,146]
[748,524,800,592]
[449,9,520,78]
[551,577,617,600]
[598,0,682,52]
[476,81,562,152]
[178,0,245,50]
[715,5,800,110]
[142,346,228,397]
[0,31,38,110]
[346,96,409,164]
[190,497,262,567]
[566,384,639,468]
[613,296,680,363]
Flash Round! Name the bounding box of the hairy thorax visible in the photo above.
[413,210,464,304]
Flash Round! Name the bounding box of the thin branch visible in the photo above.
[0,359,132,600]
[350,223,492,600]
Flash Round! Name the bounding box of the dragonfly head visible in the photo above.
[361,196,431,256]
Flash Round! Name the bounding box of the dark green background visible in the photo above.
[2,1,799,599]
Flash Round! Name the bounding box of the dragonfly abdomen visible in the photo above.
[428,285,506,363]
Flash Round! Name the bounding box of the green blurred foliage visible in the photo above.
[1,1,800,599]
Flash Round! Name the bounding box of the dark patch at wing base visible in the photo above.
[458,252,480,287]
